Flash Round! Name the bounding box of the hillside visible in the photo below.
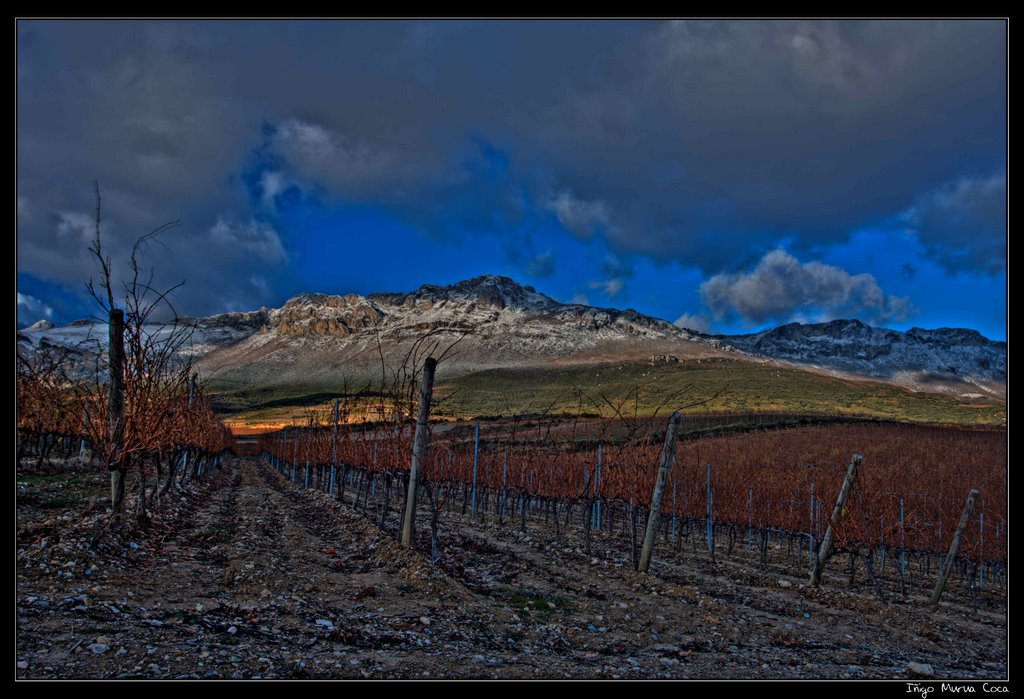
[17,275,1006,426]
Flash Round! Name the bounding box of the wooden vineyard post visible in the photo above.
[108,309,126,529]
[330,399,339,496]
[638,412,682,573]
[179,374,197,487]
[500,447,509,524]
[900,497,907,598]
[930,488,979,605]
[809,454,862,586]
[293,431,299,483]
[401,357,436,548]
[671,479,677,541]
[747,487,754,551]
[809,482,815,573]
[79,411,90,462]
[706,463,713,557]
[471,422,480,517]
[979,512,985,591]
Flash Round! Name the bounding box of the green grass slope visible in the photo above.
[213,358,1005,429]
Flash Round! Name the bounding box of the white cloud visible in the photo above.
[249,275,270,294]
[545,190,611,238]
[209,218,286,263]
[259,170,292,211]
[589,277,625,299]
[17,292,54,327]
[674,312,711,334]
[270,119,405,195]
[55,211,95,245]
[701,249,916,325]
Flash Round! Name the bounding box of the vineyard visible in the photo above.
[17,319,235,528]
[17,207,236,532]
[257,360,1007,609]
[16,292,1007,680]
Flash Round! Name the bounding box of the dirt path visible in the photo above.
[16,458,1008,679]
[19,459,504,678]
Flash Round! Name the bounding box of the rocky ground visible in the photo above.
[16,458,1007,680]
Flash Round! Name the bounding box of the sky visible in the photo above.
[16,20,1006,340]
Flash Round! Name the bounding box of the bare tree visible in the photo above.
[77,182,205,531]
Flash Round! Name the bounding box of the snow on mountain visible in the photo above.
[357,275,695,356]
[17,276,1005,397]
[717,319,1006,384]
[17,311,263,359]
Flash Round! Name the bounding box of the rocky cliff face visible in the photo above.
[271,294,384,337]
[718,319,1006,382]
[256,275,696,354]
[370,275,559,313]
[195,309,270,333]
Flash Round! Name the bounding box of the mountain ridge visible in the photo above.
[17,275,1005,399]
[716,318,1005,385]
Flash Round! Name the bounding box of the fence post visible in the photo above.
[638,412,682,573]
[748,487,753,551]
[979,512,985,591]
[809,482,815,574]
[500,446,509,523]
[706,463,713,556]
[596,444,603,530]
[179,373,197,487]
[108,309,126,529]
[809,454,861,586]
[79,411,89,462]
[672,478,678,541]
[930,489,979,605]
[900,497,906,580]
[472,422,480,517]
[330,399,339,495]
[401,357,436,547]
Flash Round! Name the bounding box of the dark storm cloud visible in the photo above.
[701,249,917,325]
[512,20,1005,271]
[17,20,1005,316]
[209,218,287,263]
[18,21,270,316]
[903,174,1006,275]
[267,119,425,199]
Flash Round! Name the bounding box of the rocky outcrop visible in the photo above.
[369,274,559,313]
[271,294,385,338]
[718,319,1006,381]
[193,309,270,333]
